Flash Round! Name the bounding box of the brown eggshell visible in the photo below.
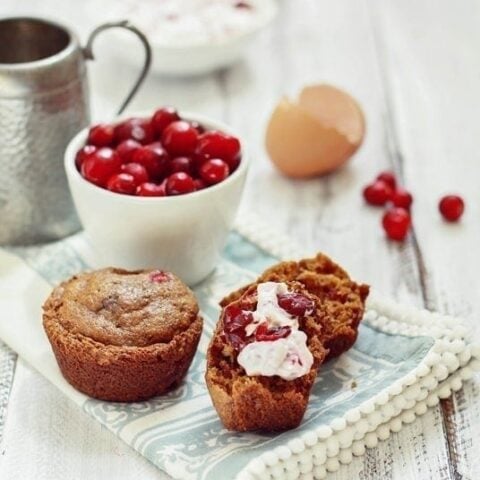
[299,84,365,145]
[265,84,365,178]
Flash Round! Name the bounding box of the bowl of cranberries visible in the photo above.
[65,107,248,285]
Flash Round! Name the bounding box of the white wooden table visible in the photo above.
[1,1,479,479]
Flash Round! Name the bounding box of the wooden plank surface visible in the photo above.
[0,0,478,479]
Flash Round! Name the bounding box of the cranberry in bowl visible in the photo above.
[65,108,248,285]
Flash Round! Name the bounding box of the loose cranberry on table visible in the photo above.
[382,207,411,241]
[392,187,413,209]
[132,143,169,180]
[81,148,122,187]
[376,171,396,190]
[121,163,149,185]
[197,130,241,171]
[75,145,96,171]
[87,124,114,147]
[116,139,141,163]
[166,172,196,196]
[114,117,154,145]
[363,180,393,206]
[151,107,180,136]
[161,121,199,156]
[106,173,137,195]
[199,159,230,185]
[439,195,464,222]
[136,181,166,197]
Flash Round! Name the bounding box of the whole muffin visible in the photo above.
[43,268,203,402]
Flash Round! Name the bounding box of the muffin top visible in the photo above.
[46,268,199,347]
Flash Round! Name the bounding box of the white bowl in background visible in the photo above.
[64,111,248,285]
[113,0,278,76]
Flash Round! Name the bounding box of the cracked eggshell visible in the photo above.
[265,84,365,178]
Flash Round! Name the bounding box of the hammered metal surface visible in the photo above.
[0,18,151,246]
[0,78,88,245]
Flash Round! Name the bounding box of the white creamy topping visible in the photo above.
[238,331,313,381]
[245,282,297,336]
[237,282,314,380]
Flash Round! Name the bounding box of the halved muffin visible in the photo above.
[207,253,369,431]
[220,253,369,359]
[43,268,202,402]
[206,281,328,431]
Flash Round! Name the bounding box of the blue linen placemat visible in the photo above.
[0,230,437,479]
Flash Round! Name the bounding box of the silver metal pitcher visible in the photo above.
[0,17,151,245]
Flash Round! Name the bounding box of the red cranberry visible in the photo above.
[225,153,241,172]
[382,207,411,241]
[87,124,114,147]
[189,121,205,134]
[199,159,230,185]
[151,107,180,136]
[81,148,122,187]
[121,162,149,185]
[224,305,253,333]
[132,143,169,180]
[116,139,141,163]
[166,172,196,196]
[75,145,97,171]
[149,270,171,283]
[197,131,241,170]
[136,182,166,197]
[255,323,291,342]
[194,178,207,191]
[439,195,464,222]
[363,180,393,206]
[106,173,137,195]
[277,293,315,317]
[169,156,195,175]
[376,171,396,190]
[193,152,211,169]
[223,304,254,350]
[114,117,154,145]
[392,188,413,209]
[162,121,199,156]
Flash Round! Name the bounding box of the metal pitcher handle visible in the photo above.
[83,20,152,115]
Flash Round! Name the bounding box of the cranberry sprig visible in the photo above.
[76,107,241,197]
[363,171,465,241]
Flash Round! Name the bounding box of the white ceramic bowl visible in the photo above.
[64,111,248,285]
[114,0,278,76]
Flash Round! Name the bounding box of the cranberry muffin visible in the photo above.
[43,268,202,402]
[206,281,328,431]
[220,253,369,359]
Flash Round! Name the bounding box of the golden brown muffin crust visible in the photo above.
[50,268,199,347]
[43,268,203,402]
[206,281,328,431]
